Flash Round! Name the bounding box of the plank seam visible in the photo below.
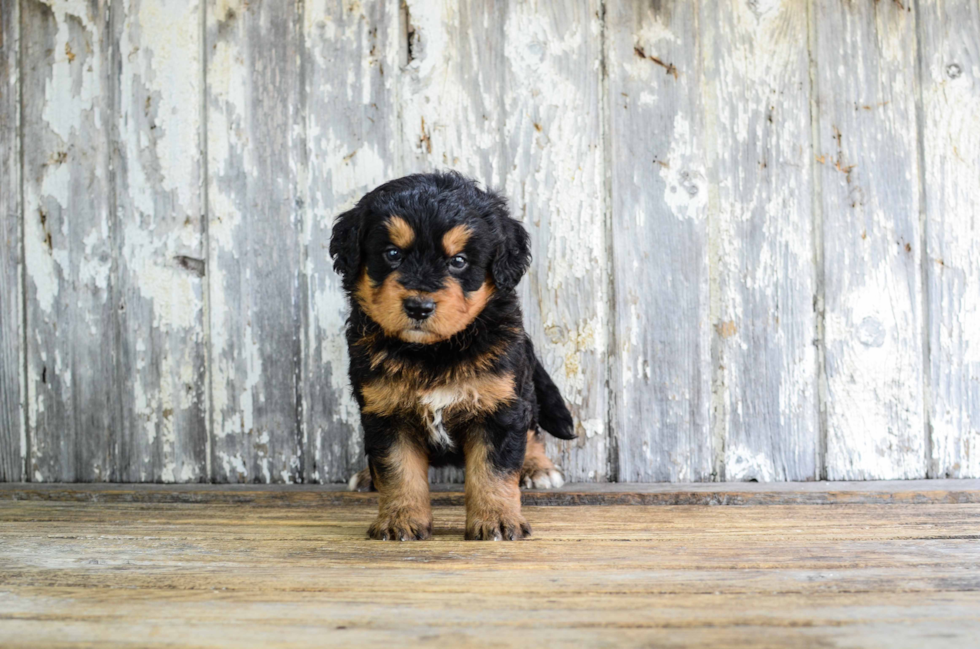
[805,0,828,481]
[296,0,310,484]
[700,0,727,483]
[911,0,935,478]
[107,0,125,482]
[4,481,979,506]
[200,0,213,483]
[597,0,618,483]
[396,1,410,175]
[17,0,29,482]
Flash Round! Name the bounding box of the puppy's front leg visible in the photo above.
[368,435,432,541]
[464,433,531,541]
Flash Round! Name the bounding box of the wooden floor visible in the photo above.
[2,482,980,648]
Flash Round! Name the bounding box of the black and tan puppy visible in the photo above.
[330,172,576,541]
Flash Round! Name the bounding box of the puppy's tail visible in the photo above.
[532,354,577,441]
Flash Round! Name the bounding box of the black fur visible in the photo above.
[530,342,576,440]
[331,171,575,479]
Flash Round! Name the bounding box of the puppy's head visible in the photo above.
[330,172,530,344]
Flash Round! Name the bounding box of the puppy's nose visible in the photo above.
[403,296,436,321]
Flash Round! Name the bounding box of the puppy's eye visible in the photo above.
[384,247,402,266]
[448,254,468,271]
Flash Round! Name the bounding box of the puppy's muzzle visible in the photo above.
[403,296,435,321]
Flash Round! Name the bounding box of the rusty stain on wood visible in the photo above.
[633,45,678,79]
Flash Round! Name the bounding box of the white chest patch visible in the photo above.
[419,388,465,450]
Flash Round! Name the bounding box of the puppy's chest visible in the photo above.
[360,373,516,449]
[417,387,473,450]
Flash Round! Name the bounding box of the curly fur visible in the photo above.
[331,172,575,541]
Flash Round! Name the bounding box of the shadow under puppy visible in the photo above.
[330,172,576,541]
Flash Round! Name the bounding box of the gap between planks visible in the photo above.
[0,479,977,507]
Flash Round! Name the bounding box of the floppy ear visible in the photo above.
[329,203,365,291]
[490,207,531,291]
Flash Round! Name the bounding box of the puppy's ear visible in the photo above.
[490,200,531,291]
[329,203,365,290]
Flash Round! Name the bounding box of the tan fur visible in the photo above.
[355,271,413,340]
[520,430,565,488]
[356,269,495,344]
[521,430,556,476]
[424,280,494,341]
[361,372,515,418]
[464,436,530,540]
[360,379,416,417]
[386,215,415,249]
[441,224,472,256]
[369,436,432,541]
[350,431,563,495]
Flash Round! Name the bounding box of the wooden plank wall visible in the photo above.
[22,0,118,481]
[0,0,23,481]
[814,0,926,480]
[0,0,977,483]
[918,0,980,479]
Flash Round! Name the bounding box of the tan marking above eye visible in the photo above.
[387,215,415,249]
[442,224,473,257]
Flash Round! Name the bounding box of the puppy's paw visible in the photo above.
[368,511,432,541]
[521,467,565,490]
[348,467,373,492]
[465,513,532,541]
[521,431,565,490]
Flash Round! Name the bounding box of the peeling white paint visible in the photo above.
[658,113,707,224]
[13,0,977,486]
[400,0,501,185]
[498,0,610,480]
[24,193,66,316]
[40,1,102,144]
[133,0,201,213]
[122,222,201,331]
[726,447,776,483]
[706,0,817,481]
[816,0,925,480]
[918,0,980,478]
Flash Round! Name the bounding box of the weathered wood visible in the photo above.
[300,0,399,484]
[702,1,817,481]
[812,0,926,479]
[396,1,612,484]
[2,479,980,507]
[397,0,507,484]
[918,0,980,478]
[110,0,208,482]
[1,497,979,647]
[6,0,980,486]
[503,0,610,482]
[22,0,119,481]
[606,0,713,481]
[206,0,304,482]
[398,0,507,185]
[0,0,24,481]
[3,594,978,649]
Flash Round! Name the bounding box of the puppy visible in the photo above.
[330,172,576,541]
